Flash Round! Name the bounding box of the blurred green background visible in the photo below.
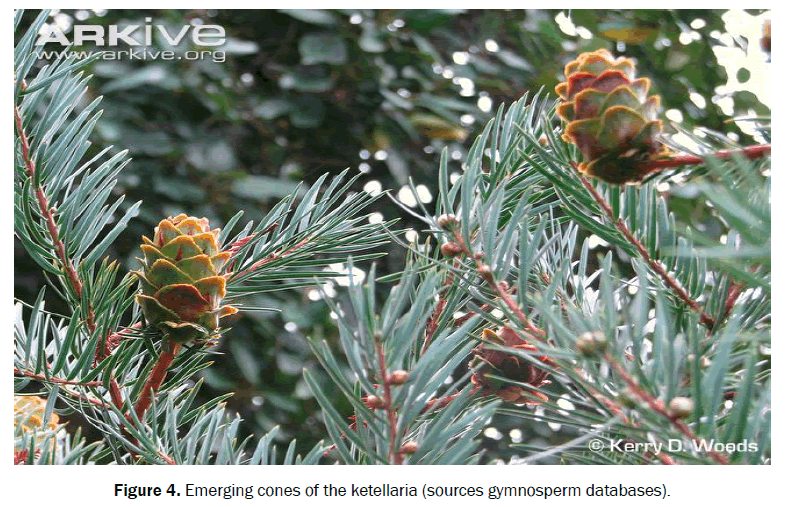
[15,9,770,462]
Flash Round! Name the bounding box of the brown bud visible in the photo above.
[441,242,463,257]
[436,214,459,230]
[476,264,494,283]
[365,395,387,409]
[538,134,549,147]
[387,370,409,385]
[668,397,694,419]
[575,331,607,355]
[399,440,419,454]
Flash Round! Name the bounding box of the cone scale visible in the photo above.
[555,49,671,184]
[470,327,553,405]
[135,214,237,343]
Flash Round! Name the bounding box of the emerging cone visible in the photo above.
[555,48,671,184]
[135,214,237,343]
[470,327,553,405]
[14,396,60,435]
[14,395,65,457]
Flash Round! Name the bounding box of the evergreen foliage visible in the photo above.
[15,9,770,465]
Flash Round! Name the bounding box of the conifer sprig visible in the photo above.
[398,88,770,464]
[13,10,394,464]
[14,11,770,466]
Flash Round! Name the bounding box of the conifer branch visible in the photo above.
[574,369,678,465]
[13,16,770,465]
[227,235,313,282]
[444,218,685,465]
[605,354,729,465]
[15,86,125,411]
[60,386,114,411]
[14,92,96,333]
[448,230,546,340]
[14,368,102,387]
[578,173,716,329]
[638,145,771,177]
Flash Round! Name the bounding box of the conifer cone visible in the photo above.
[470,327,553,405]
[14,395,60,434]
[134,214,237,343]
[555,48,671,184]
[14,395,64,456]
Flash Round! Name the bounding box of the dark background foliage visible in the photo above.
[15,8,769,461]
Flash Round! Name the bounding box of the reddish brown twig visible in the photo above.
[606,355,729,465]
[722,280,744,323]
[422,268,456,354]
[638,145,770,177]
[578,174,716,329]
[58,385,115,411]
[225,234,257,257]
[224,222,281,258]
[656,450,678,465]
[133,341,181,420]
[421,391,468,414]
[324,389,470,460]
[449,230,546,341]
[573,369,677,465]
[157,451,177,465]
[15,105,95,332]
[490,278,546,339]
[14,368,102,387]
[373,332,400,464]
[15,91,126,412]
[15,85,92,322]
[226,236,313,281]
[422,295,447,354]
[102,322,142,359]
[16,80,178,466]
[442,220,684,464]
